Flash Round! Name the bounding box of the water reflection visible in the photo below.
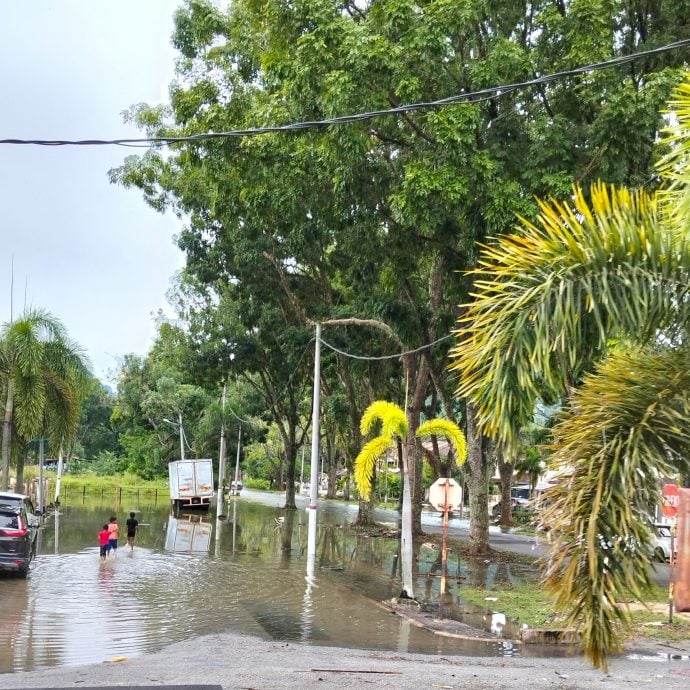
[301,508,317,641]
[165,513,212,553]
[0,497,534,673]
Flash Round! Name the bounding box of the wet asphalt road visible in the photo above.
[241,489,672,585]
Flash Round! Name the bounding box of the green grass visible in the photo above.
[459,583,562,628]
[56,472,169,501]
[455,574,690,644]
[60,472,168,489]
[625,609,690,643]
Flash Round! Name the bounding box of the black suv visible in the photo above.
[0,504,35,576]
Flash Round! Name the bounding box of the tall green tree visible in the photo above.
[113,0,690,548]
[0,309,90,490]
[74,377,120,463]
[451,77,690,668]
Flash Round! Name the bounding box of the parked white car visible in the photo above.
[652,524,675,562]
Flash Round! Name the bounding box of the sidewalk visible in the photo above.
[0,629,688,690]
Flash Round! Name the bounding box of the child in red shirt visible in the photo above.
[98,524,110,560]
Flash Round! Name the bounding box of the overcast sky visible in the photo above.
[0,1,186,384]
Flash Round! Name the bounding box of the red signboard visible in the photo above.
[662,483,679,518]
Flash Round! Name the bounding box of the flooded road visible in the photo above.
[0,493,530,673]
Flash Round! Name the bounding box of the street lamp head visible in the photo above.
[162,418,176,426]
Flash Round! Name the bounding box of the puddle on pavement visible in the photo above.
[0,493,570,673]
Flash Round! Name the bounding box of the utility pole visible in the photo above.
[38,437,45,517]
[217,382,227,514]
[308,322,321,561]
[233,426,242,494]
[55,451,64,504]
[300,446,305,493]
[177,412,185,461]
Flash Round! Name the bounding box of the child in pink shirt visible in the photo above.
[107,516,119,555]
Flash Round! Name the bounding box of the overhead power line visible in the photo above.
[2,39,689,147]
[320,333,453,361]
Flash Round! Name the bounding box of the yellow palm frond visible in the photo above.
[450,181,689,450]
[416,419,467,466]
[657,76,690,225]
[353,436,393,500]
[543,344,690,669]
[359,400,408,439]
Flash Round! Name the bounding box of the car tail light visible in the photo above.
[0,515,27,537]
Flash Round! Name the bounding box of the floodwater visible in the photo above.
[0,491,540,674]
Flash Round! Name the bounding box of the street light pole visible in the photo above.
[232,425,242,494]
[38,437,45,517]
[177,412,185,461]
[163,416,186,461]
[217,382,227,514]
[308,323,321,516]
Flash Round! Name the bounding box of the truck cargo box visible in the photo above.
[168,459,214,510]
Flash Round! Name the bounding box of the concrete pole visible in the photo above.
[233,425,242,493]
[300,446,305,492]
[177,412,185,461]
[217,383,227,514]
[308,323,321,513]
[55,451,63,504]
[38,437,45,516]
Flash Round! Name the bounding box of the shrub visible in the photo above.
[244,478,270,490]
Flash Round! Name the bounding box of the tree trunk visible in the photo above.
[281,507,296,555]
[284,436,297,510]
[354,496,374,525]
[326,439,337,499]
[1,382,13,491]
[497,449,514,527]
[466,402,492,556]
[15,451,25,495]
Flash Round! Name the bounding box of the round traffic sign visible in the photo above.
[429,477,463,512]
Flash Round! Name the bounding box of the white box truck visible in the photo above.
[168,459,214,511]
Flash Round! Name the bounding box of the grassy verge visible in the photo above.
[459,582,561,628]
[55,473,169,501]
[453,565,690,644]
[59,473,167,489]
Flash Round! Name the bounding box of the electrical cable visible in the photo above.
[265,337,316,405]
[319,332,453,361]
[224,402,252,425]
[2,39,689,147]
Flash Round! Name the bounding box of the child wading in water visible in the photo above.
[98,524,110,561]
[126,512,138,549]
[107,516,119,555]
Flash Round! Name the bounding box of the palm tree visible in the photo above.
[1,309,90,491]
[449,77,690,669]
[514,423,550,497]
[354,400,467,599]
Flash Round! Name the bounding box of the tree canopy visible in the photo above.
[111,0,690,534]
[451,75,690,669]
